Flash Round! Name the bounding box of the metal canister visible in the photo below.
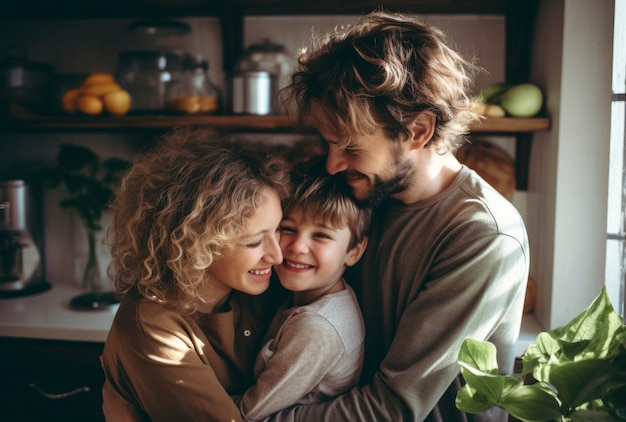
[230,70,274,115]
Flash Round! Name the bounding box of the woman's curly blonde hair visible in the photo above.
[285,10,481,153]
[106,128,290,312]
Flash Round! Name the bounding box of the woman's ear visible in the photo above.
[409,111,436,150]
[346,237,369,267]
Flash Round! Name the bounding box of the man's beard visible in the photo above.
[351,156,415,208]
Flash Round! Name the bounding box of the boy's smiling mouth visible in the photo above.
[283,260,313,270]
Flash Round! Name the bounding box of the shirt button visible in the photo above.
[243,329,251,337]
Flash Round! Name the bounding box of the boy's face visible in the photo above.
[275,206,364,299]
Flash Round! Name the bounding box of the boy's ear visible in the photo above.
[346,237,369,267]
[409,111,436,150]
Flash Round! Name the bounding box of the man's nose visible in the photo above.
[325,146,347,175]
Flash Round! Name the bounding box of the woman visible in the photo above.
[101,128,290,422]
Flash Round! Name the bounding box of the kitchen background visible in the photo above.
[0,14,511,290]
[0,1,618,335]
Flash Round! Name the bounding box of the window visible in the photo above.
[605,0,626,316]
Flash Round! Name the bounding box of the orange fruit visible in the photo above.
[82,72,115,86]
[81,82,121,98]
[77,94,103,115]
[103,89,131,115]
[62,88,82,113]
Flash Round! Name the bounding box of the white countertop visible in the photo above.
[0,282,544,354]
[0,283,118,343]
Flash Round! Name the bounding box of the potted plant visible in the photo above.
[456,286,626,421]
[39,144,130,292]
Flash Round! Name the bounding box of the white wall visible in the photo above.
[529,0,614,329]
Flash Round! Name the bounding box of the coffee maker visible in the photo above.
[0,180,48,294]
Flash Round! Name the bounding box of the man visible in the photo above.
[272,10,529,422]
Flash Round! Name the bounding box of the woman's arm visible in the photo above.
[102,298,246,422]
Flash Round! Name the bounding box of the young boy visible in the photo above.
[234,156,371,421]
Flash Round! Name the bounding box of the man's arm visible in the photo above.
[265,235,528,422]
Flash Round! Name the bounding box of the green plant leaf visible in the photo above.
[57,144,99,172]
[559,339,593,361]
[457,286,626,421]
[500,382,562,422]
[456,384,495,414]
[101,157,131,185]
[603,384,626,417]
[552,287,624,359]
[549,359,626,409]
[459,367,512,406]
[458,338,499,374]
[63,173,90,195]
[568,408,626,422]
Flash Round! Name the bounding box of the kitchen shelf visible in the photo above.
[2,0,543,191]
[0,115,550,133]
[1,115,549,190]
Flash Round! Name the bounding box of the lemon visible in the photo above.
[77,95,103,115]
[62,88,82,113]
[83,72,116,86]
[103,89,131,115]
[81,82,122,98]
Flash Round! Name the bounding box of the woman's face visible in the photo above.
[206,188,284,299]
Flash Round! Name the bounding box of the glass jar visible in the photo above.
[166,54,220,114]
[115,51,183,113]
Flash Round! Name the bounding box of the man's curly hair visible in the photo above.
[285,10,481,153]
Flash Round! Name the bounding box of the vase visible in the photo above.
[81,227,102,291]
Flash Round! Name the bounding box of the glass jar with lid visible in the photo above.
[166,54,220,114]
[116,51,183,113]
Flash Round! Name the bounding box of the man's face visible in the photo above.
[311,105,415,208]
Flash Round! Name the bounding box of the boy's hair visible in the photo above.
[285,10,481,154]
[107,128,290,312]
[285,156,371,249]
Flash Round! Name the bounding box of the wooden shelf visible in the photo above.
[0,115,550,133]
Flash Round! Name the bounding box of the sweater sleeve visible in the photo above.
[239,312,345,421]
[263,233,528,422]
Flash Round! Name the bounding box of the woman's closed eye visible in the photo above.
[246,238,263,248]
